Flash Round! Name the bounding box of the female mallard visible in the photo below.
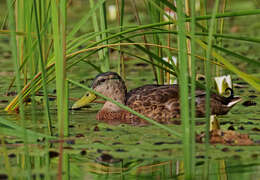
[72,72,241,125]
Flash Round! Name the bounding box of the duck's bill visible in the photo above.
[72,92,97,109]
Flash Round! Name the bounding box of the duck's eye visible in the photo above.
[99,78,106,83]
[96,78,106,86]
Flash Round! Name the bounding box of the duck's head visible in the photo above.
[72,72,127,109]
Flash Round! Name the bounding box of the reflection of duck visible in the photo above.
[72,72,241,125]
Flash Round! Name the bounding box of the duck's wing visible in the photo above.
[124,84,181,123]
[126,84,179,106]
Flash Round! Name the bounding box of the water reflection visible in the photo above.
[0,150,260,180]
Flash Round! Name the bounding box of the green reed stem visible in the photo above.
[6,0,31,178]
[1,136,13,179]
[89,0,105,72]
[119,0,125,78]
[51,0,68,138]
[176,0,192,178]
[62,153,70,180]
[131,0,158,83]
[33,0,52,136]
[215,0,227,76]
[51,1,68,179]
[68,79,181,138]
[204,0,220,179]
[100,2,110,72]
[190,0,196,175]
[147,0,163,84]
[188,8,260,21]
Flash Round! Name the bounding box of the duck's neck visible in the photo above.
[101,82,127,112]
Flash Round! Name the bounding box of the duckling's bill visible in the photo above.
[72,92,97,109]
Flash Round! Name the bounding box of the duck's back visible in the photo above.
[122,84,240,125]
[124,84,180,125]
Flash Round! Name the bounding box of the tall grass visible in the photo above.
[3,0,260,179]
[6,0,31,177]
[175,0,194,178]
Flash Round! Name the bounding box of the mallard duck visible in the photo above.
[72,72,241,125]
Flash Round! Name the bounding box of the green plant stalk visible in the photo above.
[68,79,181,138]
[61,0,68,137]
[44,146,51,180]
[0,136,13,179]
[119,0,125,78]
[187,8,260,21]
[1,3,9,30]
[24,0,37,126]
[62,153,70,180]
[190,0,196,174]
[64,80,69,136]
[131,0,158,83]
[204,0,220,179]
[176,0,192,178]
[16,0,26,85]
[35,156,41,180]
[100,2,110,72]
[33,0,52,136]
[147,0,163,84]
[89,0,104,71]
[200,0,208,76]
[51,1,67,179]
[216,0,227,76]
[67,0,106,40]
[6,0,31,177]
[51,0,68,138]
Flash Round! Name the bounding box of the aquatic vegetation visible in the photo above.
[0,0,260,179]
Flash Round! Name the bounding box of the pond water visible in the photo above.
[1,1,260,179]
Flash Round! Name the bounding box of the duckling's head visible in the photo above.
[72,72,127,109]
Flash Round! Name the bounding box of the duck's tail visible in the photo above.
[227,97,242,107]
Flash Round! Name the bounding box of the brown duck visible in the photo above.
[72,72,241,125]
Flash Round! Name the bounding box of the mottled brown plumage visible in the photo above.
[73,72,241,125]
